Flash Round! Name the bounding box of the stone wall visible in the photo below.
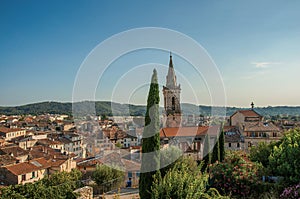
[73,186,93,199]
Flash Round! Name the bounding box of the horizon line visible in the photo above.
[1,100,300,109]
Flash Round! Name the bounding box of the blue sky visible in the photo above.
[1,1,300,107]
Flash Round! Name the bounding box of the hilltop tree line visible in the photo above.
[1,101,300,117]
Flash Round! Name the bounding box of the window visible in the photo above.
[128,172,132,178]
[136,172,140,177]
[172,97,175,110]
[228,143,231,147]
[237,143,240,148]
[22,174,26,181]
[32,172,35,178]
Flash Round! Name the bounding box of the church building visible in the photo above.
[163,53,182,128]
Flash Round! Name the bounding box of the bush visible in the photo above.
[92,164,124,188]
[280,183,300,199]
[151,156,228,199]
[0,169,82,199]
[269,129,300,184]
[210,151,263,197]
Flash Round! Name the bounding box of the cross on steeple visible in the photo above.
[251,102,254,109]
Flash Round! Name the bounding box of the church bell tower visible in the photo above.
[163,53,182,127]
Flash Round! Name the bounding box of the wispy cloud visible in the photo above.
[251,62,281,68]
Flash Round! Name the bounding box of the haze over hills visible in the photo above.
[0,101,300,117]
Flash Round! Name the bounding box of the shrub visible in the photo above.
[210,151,263,197]
[280,183,300,199]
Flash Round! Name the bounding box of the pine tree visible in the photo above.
[139,69,160,199]
[219,130,225,162]
[202,133,211,169]
[211,136,220,163]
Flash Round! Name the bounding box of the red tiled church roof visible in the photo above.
[160,126,220,138]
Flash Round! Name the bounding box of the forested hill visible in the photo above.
[0,101,300,117]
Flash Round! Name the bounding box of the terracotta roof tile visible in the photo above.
[5,161,42,175]
[160,126,220,138]
[0,127,25,134]
[236,110,261,117]
[243,122,280,132]
[0,146,29,157]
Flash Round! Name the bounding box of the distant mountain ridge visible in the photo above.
[0,101,300,117]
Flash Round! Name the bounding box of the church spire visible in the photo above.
[169,52,173,68]
[166,52,177,89]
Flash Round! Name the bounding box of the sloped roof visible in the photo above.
[122,159,140,171]
[5,162,39,175]
[233,110,262,118]
[0,145,29,157]
[0,127,25,134]
[160,126,220,138]
[0,154,17,166]
[243,122,280,132]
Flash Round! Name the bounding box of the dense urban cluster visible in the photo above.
[0,55,300,199]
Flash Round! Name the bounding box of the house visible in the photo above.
[160,126,220,160]
[77,157,103,172]
[37,138,65,153]
[10,136,37,150]
[0,157,50,185]
[48,157,77,174]
[62,133,86,158]
[242,121,281,149]
[230,109,263,126]
[223,126,244,151]
[229,107,281,151]
[0,127,26,141]
[0,145,29,163]
[121,134,141,148]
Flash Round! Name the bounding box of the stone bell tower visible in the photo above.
[163,53,182,127]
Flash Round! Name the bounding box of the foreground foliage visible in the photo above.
[269,128,300,184]
[210,151,263,197]
[151,157,228,199]
[0,169,82,199]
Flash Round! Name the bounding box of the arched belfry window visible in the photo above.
[172,97,175,110]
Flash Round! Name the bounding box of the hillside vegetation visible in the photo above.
[0,101,299,117]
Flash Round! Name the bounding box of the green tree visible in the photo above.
[202,133,211,169]
[151,157,227,199]
[249,141,278,168]
[139,69,161,199]
[219,131,225,162]
[269,129,300,184]
[92,164,124,186]
[212,137,220,164]
[160,145,182,177]
[0,169,82,199]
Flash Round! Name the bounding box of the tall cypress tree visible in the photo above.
[202,133,211,169]
[139,69,160,199]
[211,136,220,163]
[219,130,225,162]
